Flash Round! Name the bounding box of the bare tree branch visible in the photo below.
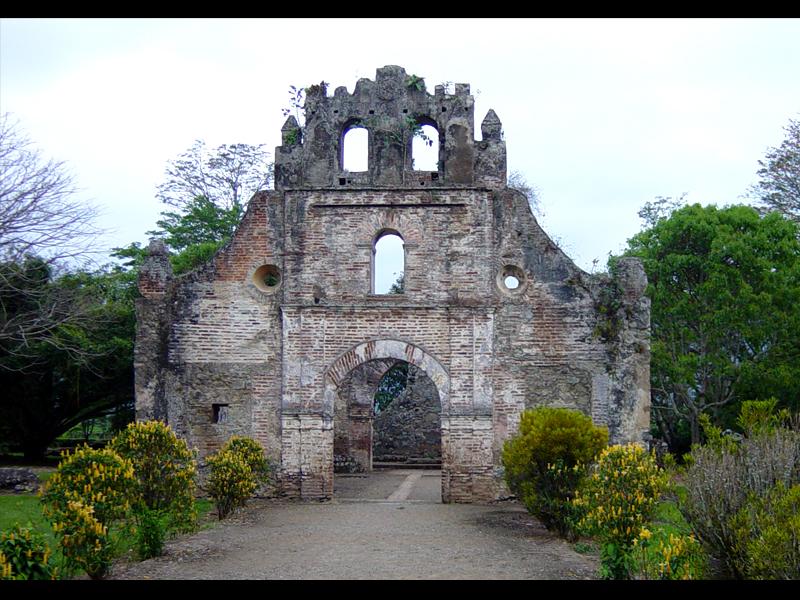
[0,113,101,265]
[0,114,104,371]
[155,140,273,212]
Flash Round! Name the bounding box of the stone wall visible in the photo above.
[373,365,442,463]
[135,66,650,504]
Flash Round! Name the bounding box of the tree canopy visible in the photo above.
[0,262,136,459]
[621,203,800,452]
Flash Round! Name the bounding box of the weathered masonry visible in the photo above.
[135,66,651,503]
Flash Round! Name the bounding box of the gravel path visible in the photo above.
[110,470,598,580]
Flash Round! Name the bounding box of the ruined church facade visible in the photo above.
[135,66,651,503]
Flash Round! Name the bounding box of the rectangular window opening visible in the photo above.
[212,403,229,424]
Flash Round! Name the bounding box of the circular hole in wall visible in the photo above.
[252,264,281,293]
[497,265,526,294]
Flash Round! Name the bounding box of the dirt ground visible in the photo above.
[109,469,599,580]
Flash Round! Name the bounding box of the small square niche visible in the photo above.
[212,403,229,424]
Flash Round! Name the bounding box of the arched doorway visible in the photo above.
[323,339,449,502]
[332,360,441,468]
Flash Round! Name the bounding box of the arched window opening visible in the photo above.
[342,126,368,172]
[411,124,439,171]
[373,232,404,295]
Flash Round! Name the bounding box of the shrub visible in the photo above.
[206,449,256,520]
[53,500,115,579]
[0,550,11,580]
[222,436,270,485]
[110,420,198,533]
[680,405,800,578]
[730,482,800,579]
[573,444,668,579]
[502,407,607,540]
[0,524,56,580]
[633,527,706,580]
[40,445,136,578]
[40,445,136,525]
[134,507,167,561]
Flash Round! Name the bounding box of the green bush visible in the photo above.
[573,444,669,579]
[109,420,198,533]
[730,482,800,579]
[680,404,800,578]
[502,407,608,540]
[221,436,270,485]
[40,445,136,526]
[0,524,56,580]
[206,449,256,520]
[54,500,117,579]
[633,527,706,580]
[40,445,136,578]
[134,507,167,561]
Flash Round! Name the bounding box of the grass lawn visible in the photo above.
[0,494,56,545]
[1,486,217,578]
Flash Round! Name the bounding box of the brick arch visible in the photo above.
[323,339,450,416]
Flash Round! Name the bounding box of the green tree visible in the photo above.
[388,272,404,295]
[621,203,800,450]
[749,116,800,224]
[151,194,243,253]
[0,262,136,459]
[373,362,409,414]
[116,142,273,277]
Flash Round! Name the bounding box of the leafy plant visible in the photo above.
[502,407,608,541]
[133,507,167,560]
[40,445,135,526]
[205,449,256,520]
[622,203,800,450]
[0,524,56,580]
[221,436,270,486]
[680,404,800,578]
[633,527,706,579]
[573,444,668,579]
[281,85,305,123]
[730,482,800,579]
[40,445,136,578]
[52,499,115,579]
[405,74,426,92]
[109,420,198,533]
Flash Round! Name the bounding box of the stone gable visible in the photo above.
[135,66,650,502]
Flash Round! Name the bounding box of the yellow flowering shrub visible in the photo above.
[0,550,11,580]
[221,436,271,485]
[40,445,136,525]
[573,444,668,579]
[0,525,56,580]
[633,527,705,580]
[206,448,257,520]
[109,420,198,531]
[40,445,136,578]
[53,500,115,579]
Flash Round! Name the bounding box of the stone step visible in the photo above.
[372,461,442,470]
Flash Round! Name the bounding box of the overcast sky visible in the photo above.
[1,18,799,273]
